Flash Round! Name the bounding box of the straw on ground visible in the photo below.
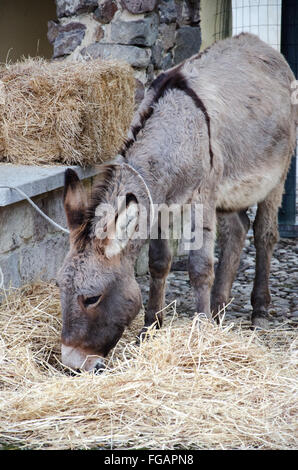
[0,282,297,450]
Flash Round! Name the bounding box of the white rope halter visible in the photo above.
[122,163,155,231]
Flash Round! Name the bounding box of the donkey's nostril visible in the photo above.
[94,362,105,374]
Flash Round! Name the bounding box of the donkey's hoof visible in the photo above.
[251,312,270,330]
[136,327,149,345]
[136,325,158,345]
[211,310,222,324]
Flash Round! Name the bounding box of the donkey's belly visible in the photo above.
[216,164,283,211]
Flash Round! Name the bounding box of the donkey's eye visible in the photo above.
[84,295,101,307]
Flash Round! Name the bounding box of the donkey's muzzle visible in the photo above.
[61,344,105,372]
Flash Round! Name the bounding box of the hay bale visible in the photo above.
[0,283,297,450]
[0,57,135,166]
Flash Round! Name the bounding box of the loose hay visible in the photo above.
[0,282,297,450]
[0,57,135,165]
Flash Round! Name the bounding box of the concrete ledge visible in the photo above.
[0,164,99,206]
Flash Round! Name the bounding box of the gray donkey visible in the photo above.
[57,33,297,372]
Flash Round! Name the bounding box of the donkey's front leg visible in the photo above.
[188,203,216,318]
[139,237,172,339]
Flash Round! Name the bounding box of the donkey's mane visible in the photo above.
[74,164,117,251]
[121,53,213,165]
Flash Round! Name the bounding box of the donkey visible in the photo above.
[57,33,297,372]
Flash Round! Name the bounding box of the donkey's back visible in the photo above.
[183,33,297,211]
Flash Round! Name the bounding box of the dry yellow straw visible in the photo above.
[0,282,297,449]
[0,57,135,166]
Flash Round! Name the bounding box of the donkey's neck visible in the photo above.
[123,89,204,207]
[125,157,168,206]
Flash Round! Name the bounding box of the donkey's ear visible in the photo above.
[104,198,139,259]
[63,169,87,231]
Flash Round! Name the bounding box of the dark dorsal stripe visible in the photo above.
[121,68,214,167]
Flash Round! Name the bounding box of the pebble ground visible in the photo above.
[137,233,298,330]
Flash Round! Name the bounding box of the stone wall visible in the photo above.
[48,0,201,95]
[0,188,69,288]
[0,176,95,289]
[0,178,177,289]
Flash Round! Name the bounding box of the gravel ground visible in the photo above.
[137,233,298,330]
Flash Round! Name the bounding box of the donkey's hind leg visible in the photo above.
[251,183,284,329]
[211,210,250,320]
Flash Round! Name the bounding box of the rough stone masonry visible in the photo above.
[48,0,202,101]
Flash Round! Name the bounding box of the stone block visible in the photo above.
[151,41,164,69]
[158,0,178,24]
[145,63,155,84]
[19,234,69,285]
[81,43,152,68]
[173,26,201,64]
[135,79,145,107]
[47,20,60,44]
[94,0,118,24]
[0,251,21,289]
[161,52,173,70]
[0,202,34,255]
[56,0,98,18]
[48,21,86,58]
[94,25,104,42]
[159,22,176,51]
[120,0,158,14]
[110,12,159,47]
[177,0,201,27]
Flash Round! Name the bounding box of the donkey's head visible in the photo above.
[57,164,151,372]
